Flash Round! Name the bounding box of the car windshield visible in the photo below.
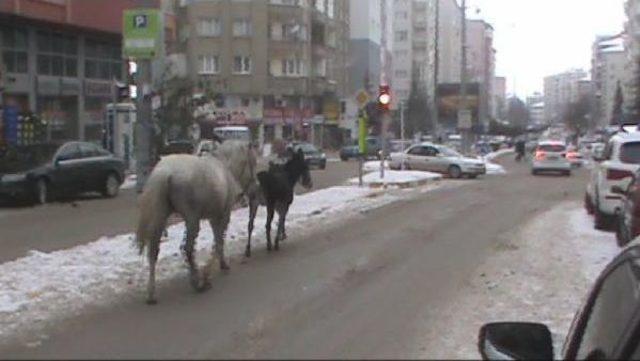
[296,143,318,153]
[439,147,461,157]
[620,142,640,164]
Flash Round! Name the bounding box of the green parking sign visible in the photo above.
[123,9,161,59]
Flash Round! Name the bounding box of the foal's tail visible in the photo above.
[136,170,172,255]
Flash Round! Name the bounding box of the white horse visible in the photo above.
[136,153,243,305]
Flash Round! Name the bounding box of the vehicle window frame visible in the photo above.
[424,146,439,157]
[604,141,614,161]
[54,143,82,162]
[564,248,640,359]
[407,146,423,156]
[78,142,100,158]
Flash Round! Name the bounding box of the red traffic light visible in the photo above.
[378,85,391,111]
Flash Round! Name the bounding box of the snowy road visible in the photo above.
[0,155,602,359]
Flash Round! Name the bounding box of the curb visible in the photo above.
[366,176,442,189]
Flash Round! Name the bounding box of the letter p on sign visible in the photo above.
[133,15,148,29]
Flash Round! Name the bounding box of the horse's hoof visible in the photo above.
[220,262,230,271]
[244,249,251,258]
[146,298,158,305]
[197,280,212,293]
[275,244,280,251]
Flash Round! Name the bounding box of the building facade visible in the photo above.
[466,19,495,128]
[625,0,640,120]
[591,35,626,127]
[543,69,588,125]
[493,75,506,120]
[348,0,382,96]
[180,0,349,148]
[0,0,174,143]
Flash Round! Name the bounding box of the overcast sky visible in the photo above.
[466,0,627,98]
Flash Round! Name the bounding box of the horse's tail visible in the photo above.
[136,170,172,255]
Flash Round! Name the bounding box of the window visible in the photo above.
[574,261,639,360]
[233,56,252,74]
[198,18,221,37]
[408,146,424,156]
[620,142,640,164]
[198,55,220,74]
[85,39,123,80]
[280,58,305,76]
[36,31,78,77]
[233,19,252,37]
[424,147,439,157]
[395,30,408,42]
[79,143,100,158]
[1,26,28,73]
[56,143,82,161]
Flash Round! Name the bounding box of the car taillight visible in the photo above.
[566,152,579,159]
[607,169,634,181]
[535,151,546,161]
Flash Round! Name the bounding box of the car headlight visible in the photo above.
[1,174,27,183]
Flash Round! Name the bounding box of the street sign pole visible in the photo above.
[400,101,405,170]
[135,59,153,193]
[358,109,368,187]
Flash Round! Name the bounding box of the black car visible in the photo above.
[478,244,640,360]
[0,142,125,204]
[340,137,386,161]
[289,142,327,170]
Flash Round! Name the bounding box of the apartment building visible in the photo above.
[494,76,506,120]
[466,19,495,127]
[0,0,175,143]
[543,69,588,124]
[625,0,640,119]
[180,0,349,148]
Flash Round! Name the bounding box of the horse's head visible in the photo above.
[290,148,313,189]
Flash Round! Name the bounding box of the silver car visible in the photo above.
[531,141,572,176]
[389,143,486,179]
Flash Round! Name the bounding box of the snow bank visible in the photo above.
[486,162,506,175]
[484,148,515,162]
[363,160,389,173]
[0,185,409,345]
[120,174,137,190]
[348,170,442,188]
[415,202,619,359]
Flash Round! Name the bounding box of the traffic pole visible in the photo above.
[400,101,406,170]
[135,58,153,193]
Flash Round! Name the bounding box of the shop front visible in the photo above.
[84,79,115,142]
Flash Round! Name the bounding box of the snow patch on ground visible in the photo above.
[0,184,423,346]
[486,162,506,175]
[120,174,137,190]
[349,170,442,186]
[416,202,619,359]
[363,161,389,173]
[484,148,515,162]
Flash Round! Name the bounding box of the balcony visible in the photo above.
[267,77,309,96]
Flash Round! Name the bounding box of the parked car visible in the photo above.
[474,141,493,156]
[389,142,486,179]
[339,137,386,161]
[566,146,586,168]
[611,171,640,247]
[0,141,125,204]
[478,244,640,360]
[531,140,572,176]
[586,132,640,230]
[288,142,327,170]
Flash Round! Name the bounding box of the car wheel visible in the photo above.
[102,173,120,198]
[468,174,478,179]
[320,162,326,170]
[616,210,633,247]
[594,198,612,231]
[34,178,49,205]
[585,192,595,215]
[564,170,572,177]
[341,156,348,162]
[531,169,538,176]
[448,165,462,179]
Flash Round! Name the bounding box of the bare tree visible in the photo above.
[564,95,591,136]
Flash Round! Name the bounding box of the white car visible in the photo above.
[389,142,486,179]
[586,131,640,229]
[531,141,572,176]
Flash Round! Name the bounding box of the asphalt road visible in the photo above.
[1,156,590,359]
[0,159,358,263]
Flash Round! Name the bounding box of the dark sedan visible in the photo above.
[0,142,125,204]
[289,142,327,170]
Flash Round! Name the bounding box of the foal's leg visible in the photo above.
[274,202,289,251]
[246,196,259,258]
[265,202,275,252]
[183,218,201,291]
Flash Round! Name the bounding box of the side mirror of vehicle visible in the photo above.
[478,322,553,360]
[611,185,628,196]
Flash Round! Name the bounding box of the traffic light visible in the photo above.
[378,85,392,112]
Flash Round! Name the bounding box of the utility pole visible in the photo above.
[459,0,470,153]
[135,59,153,193]
[400,101,406,170]
[431,0,440,140]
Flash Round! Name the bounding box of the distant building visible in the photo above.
[494,76,507,119]
[466,19,495,127]
[543,69,588,124]
[591,35,626,127]
[625,0,640,119]
[179,0,350,148]
[529,102,545,126]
